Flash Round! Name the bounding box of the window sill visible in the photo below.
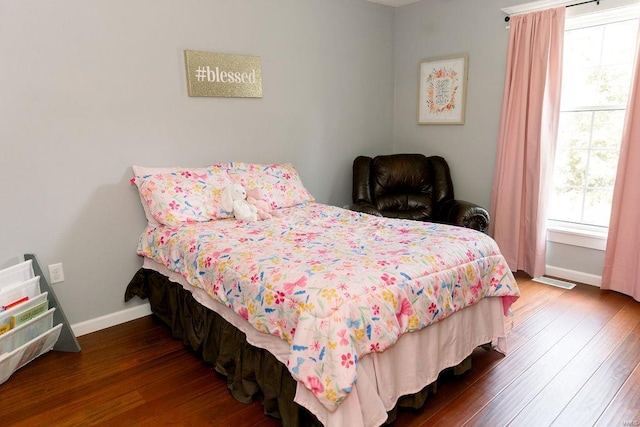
[546,225,607,251]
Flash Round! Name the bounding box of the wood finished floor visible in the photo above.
[2,272,639,426]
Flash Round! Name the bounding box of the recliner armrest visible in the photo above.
[349,202,383,217]
[436,199,490,233]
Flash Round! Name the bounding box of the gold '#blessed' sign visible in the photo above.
[184,50,263,98]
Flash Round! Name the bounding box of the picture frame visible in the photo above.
[418,54,468,125]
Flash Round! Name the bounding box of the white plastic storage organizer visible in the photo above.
[0,255,79,386]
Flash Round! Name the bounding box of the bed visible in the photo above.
[125,162,520,426]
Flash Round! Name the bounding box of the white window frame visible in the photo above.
[547,220,607,250]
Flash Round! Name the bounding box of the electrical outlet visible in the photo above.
[48,263,65,284]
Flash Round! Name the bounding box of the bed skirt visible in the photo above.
[125,268,469,426]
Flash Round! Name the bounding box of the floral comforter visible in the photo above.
[137,202,519,411]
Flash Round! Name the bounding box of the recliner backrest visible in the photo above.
[371,154,433,213]
[352,154,455,219]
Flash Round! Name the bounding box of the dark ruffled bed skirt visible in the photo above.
[125,268,467,426]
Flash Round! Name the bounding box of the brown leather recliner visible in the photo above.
[350,154,490,233]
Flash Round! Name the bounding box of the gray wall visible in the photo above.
[393,0,522,210]
[547,242,605,277]
[0,0,394,324]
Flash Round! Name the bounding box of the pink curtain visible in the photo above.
[489,8,565,278]
[601,29,640,302]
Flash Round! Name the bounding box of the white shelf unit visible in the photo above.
[0,254,80,385]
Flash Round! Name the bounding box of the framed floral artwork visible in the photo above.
[418,54,468,125]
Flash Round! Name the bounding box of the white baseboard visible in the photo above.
[545,265,601,287]
[71,303,152,337]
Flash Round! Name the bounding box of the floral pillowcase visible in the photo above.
[132,165,233,227]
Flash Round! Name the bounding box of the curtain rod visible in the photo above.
[504,0,600,22]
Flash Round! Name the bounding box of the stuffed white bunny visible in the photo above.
[222,184,258,222]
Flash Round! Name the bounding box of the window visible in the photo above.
[548,8,639,235]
